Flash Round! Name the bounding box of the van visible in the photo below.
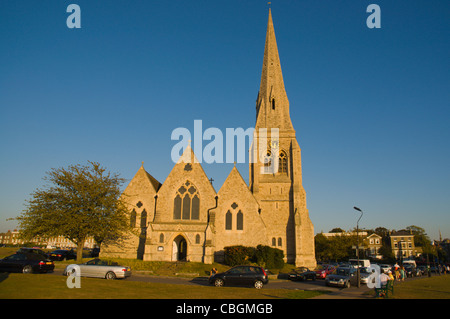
[349,259,371,268]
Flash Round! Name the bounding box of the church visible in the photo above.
[101,9,316,268]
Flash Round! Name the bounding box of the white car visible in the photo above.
[63,258,131,280]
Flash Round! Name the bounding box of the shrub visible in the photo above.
[254,245,285,269]
[224,245,284,269]
[224,246,255,266]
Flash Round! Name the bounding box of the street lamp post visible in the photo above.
[354,206,363,288]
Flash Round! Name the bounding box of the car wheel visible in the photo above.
[254,280,264,289]
[105,271,116,280]
[214,278,224,287]
[22,265,33,274]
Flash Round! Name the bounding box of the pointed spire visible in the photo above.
[256,8,294,131]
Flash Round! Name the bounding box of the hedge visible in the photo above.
[224,245,284,269]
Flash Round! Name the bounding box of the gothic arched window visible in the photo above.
[263,150,273,174]
[225,203,243,231]
[236,210,243,230]
[173,181,200,220]
[130,209,137,228]
[140,209,147,228]
[225,210,232,230]
[278,151,288,174]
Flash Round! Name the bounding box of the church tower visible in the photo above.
[250,9,316,268]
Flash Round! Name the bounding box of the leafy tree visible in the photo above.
[329,228,345,233]
[315,233,356,262]
[16,161,129,262]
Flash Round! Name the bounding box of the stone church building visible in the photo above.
[101,9,316,268]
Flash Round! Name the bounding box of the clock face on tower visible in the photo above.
[270,139,279,151]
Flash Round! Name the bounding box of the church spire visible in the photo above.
[256,8,294,131]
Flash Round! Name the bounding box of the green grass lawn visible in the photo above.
[387,275,450,299]
[0,272,322,299]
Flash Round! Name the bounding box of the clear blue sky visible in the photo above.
[1,1,449,241]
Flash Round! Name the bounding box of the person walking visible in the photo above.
[400,266,406,281]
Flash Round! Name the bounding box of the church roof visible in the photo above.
[218,165,260,206]
[136,163,161,192]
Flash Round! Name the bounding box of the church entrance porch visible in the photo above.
[172,235,187,261]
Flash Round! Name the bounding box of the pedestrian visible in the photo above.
[387,270,395,281]
[380,269,390,287]
[400,266,406,281]
[394,266,400,281]
[210,267,217,277]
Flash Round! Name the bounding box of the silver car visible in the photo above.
[63,258,132,280]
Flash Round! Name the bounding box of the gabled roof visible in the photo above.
[218,165,259,206]
[159,144,217,194]
[129,163,161,193]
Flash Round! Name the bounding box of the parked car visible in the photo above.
[404,265,421,277]
[209,265,269,289]
[315,264,335,279]
[63,258,131,280]
[89,248,100,257]
[288,267,316,281]
[0,253,54,274]
[48,249,77,261]
[358,267,374,284]
[325,267,358,288]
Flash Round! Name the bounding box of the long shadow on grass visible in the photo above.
[0,272,9,283]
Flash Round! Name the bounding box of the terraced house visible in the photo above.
[101,9,316,268]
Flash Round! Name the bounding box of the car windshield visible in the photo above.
[335,268,353,276]
[360,267,371,274]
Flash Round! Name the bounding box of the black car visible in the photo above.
[209,265,269,289]
[0,253,54,274]
[288,267,316,281]
[48,249,77,261]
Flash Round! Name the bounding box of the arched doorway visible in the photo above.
[172,235,187,261]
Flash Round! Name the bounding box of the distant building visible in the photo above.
[321,231,368,238]
[364,233,383,259]
[389,230,419,259]
[0,230,22,246]
[0,229,96,249]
